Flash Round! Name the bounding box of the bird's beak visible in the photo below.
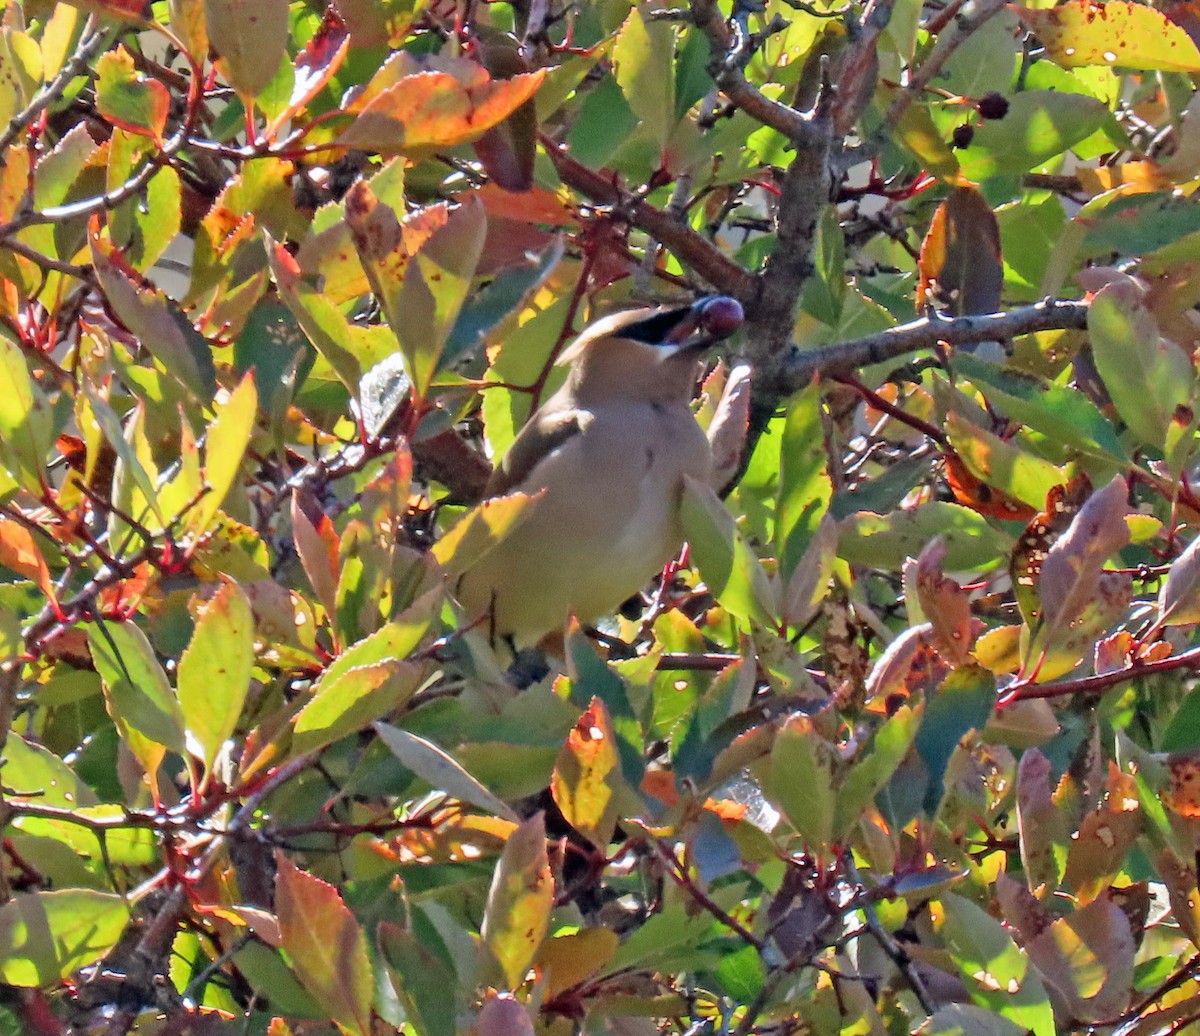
[655,295,745,360]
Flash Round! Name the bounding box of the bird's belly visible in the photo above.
[455,404,710,646]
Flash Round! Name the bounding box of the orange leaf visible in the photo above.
[1018,0,1200,72]
[0,515,54,603]
[337,56,547,155]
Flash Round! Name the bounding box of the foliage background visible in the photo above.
[2,0,1200,1032]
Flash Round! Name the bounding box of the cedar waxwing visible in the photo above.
[456,295,745,650]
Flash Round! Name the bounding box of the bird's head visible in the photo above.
[556,295,745,402]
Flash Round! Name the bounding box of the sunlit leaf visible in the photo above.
[550,696,625,850]
[1019,0,1200,72]
[0,891,130,986]
[481,812,554,988]
[95,45,169,144]
[275,855,374,1036]
[204,0,290,102]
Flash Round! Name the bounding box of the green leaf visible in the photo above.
[204,0,289,102]
[681,475,778,627]
[937,892,1055,1036]
[944,412,1066,509]
[0,890,130,987]
[187,373,258,536]
[952,353,1125,462]
[833,703,922,840]
[915,666,995,815]
[275,855,374,1036]
[378,922,458,1036]
[177,580,255,775]
[2,733,99,809]
[375,722,521,822]
[839,502,1010,571]
[95,44,169,143]
[776,382,832,578]
[88,620,186,758]
[611,7,675,150]
[955,91,1108,180]
[766,714,835,856]
[0,334,53,495]
[1089,282,1193,449]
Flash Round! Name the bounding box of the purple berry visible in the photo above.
[698,296,744,339]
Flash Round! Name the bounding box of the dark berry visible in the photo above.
[978,91,1009,120]
[951,123,975,149]
[697,296,745,339]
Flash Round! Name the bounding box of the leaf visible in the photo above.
[393,196,487,396]
[611,7,675,150]
[481,812,554,988]
[88,620,186,758]
[187,373,258,536]
[537,928,619,999]
[336,55,547,155]
[1035,475,1129,647]
[917,187,1002,317]
[59,0,152,22]
[204,0,290,102]
[833,703,922,841]
[1019,0,1200,72]
[378,922,458,1036]
[434,490,541,577]
[839,502,1011,571]
[0,515,54,602]
[90,225,216,402]
[272,9,351,132]
[0,890,130,986]
[275,855,374,1036]
[945,412,1067,511]
[907,538,973,665]
[1089,281,1194,449]
[95,45,169,144]
[936,892,1055,1036]
[681,475,778,627]
[177,580,255,775]
[550,697,625,850]
[766,714,835,856]
[291,489,340,622]
[915,665,996,815]
[375,722,520,822]
[776,382,832,578]
[923,1004,1031,1036]
[1015,748,1069,894]
[1062,763,1141,902]
[0,334,54,495]
[951,353,1125,462]
[955,91,1109,180]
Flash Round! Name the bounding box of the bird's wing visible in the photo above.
[486,405,587,496]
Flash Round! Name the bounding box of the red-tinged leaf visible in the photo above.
[908,537,973,666]
[863,623,952,714]
[481,813,554,989]
[917,187,1002,317]
[0,514,54,602]
[944,450,1036,522]
[291,488,340,624]
[204,0,289,101]
[275,855,374,1036]
[471,32,538,191]
[945,414,1067,511]
[551,697,624,850]
[273,8,351,132]
[1018,0,1200,72]
[59,0,152,23]
[0,890,130,986]
[336,56,547,155]
[1163,750,1200,817]
[1009,475,1094,626]
[1034,476,1129,648]
[95,45,169,144]
[176,579,255,775]
[475,991,536,1036]
[1016,748,1070,894]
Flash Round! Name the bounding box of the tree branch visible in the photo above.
[775,299,1090,395]
[544,139,757,300]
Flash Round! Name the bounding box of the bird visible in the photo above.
[454,294,745,653]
